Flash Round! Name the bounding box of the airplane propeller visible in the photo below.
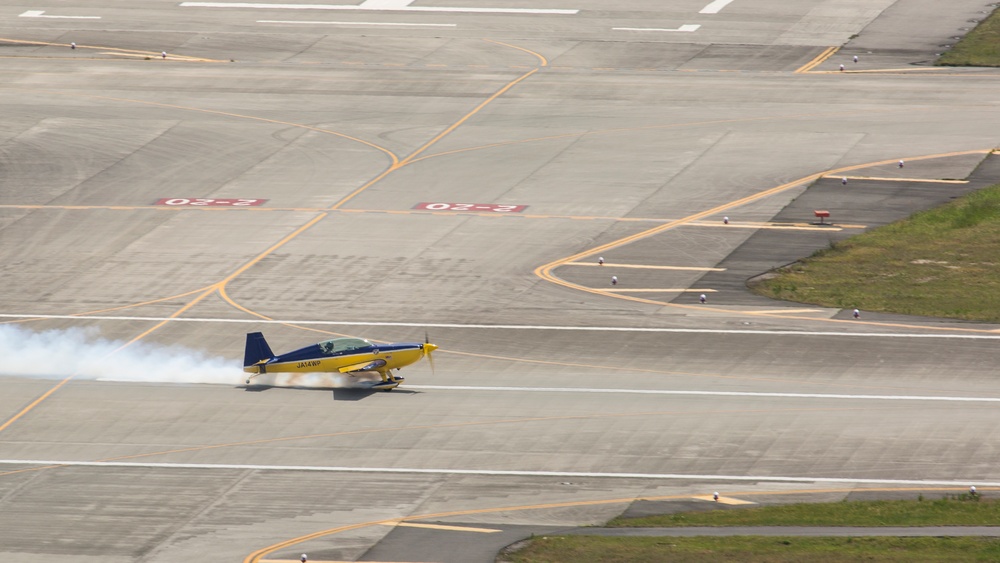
[423,332,437,375]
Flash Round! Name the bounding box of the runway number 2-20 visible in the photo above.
[155,198,267,207]
[414,202,527,213]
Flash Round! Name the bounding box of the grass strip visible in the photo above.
[501,536,1000,562]
[936,7,1000,66]
[608,496,1000,527]
[748,183,1000,321]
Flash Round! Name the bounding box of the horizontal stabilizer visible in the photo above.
[339,359,387,373]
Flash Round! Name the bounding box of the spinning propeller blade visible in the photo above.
[423,332,437,374]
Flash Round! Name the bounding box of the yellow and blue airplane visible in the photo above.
[243,332,437,390]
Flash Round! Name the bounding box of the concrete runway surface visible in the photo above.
[1,0,1000,561]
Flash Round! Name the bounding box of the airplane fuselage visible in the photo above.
[243,334,436,389]
[245,342,425,374]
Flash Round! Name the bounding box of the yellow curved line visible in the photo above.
[21,89,400,166]
[483,39,548,67]
[223,41,549,314]
[534,149,995,334]
[244,469,991,563]
[399,68,540,168]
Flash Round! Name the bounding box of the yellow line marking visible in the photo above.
[0,285,217,434]
[21,89,400,165]
[0,41,545,432]
[692,495,757,505]
[378,521,502,533]
[566,262,725,271]
[688,221,856,231]
[246,484,994,562]
[795,46,838,73]
[603,288,717,293]
[813,67,979,74]
[0,204,870,233]
[533,149,997,336]
[824,175,969,184]
[100,52,155,58]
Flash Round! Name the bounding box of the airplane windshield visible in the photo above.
[317,337,373,355]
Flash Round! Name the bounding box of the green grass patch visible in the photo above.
[749,183,1000,321]
[501,536,1000,562]
[608,496,1000,527]
[501,497,1000,562]
[936,7,1000,66]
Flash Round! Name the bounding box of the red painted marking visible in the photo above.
[154,198,267,207]
[413,202,527,213]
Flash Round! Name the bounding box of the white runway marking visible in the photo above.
[700,0,735,14]
[614,25,700,32]
[1,459,996,487]
[408,385,1000,403]
[181,2,579,15]
[258,19,455,26]
[19,10,101,19]
[3,313,1000,340]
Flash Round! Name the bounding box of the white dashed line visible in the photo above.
[19,10,101,19]
[258,19,455,26]
[181,2,579,15]
[614,25,700,32]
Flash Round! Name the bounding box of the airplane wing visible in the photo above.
[338,359,387,374]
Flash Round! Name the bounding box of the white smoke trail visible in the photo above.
[254,372,372,389]
[0,324,243,385]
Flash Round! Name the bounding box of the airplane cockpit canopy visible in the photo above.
[317,337,374,355]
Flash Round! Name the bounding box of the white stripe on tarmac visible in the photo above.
[19,10,102,19]
[258,19,455,26]
[3,313,999,339]
[0,459,995,487]
[181,2,579,15]
[614,25,700,32]
[700,0,735,14]
[406,385,999,403]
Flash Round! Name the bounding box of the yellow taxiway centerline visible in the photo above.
[247,485,997,562]
[378,521,502,533]
[795,46,838,73]
[688,221,860,231]
[824,175,969,184]
[603,288,717,293]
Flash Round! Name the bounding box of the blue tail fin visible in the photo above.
[244,332,274,368]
